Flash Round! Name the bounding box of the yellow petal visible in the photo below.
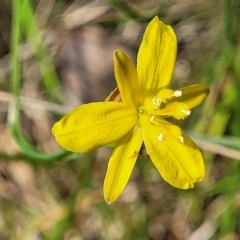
[137,16,177,96]
[114,51,142,107]
[104,125,143,204]
[140,115,204,189]
[171,84,209,109]
[52,102,137,152]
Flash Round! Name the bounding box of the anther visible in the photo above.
[178,136,184,143]
[158,133,163,141]
[173,90,182,97]
[150,116,155,122]
[181,109,191,116]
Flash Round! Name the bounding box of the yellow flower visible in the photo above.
[52,16,209,204]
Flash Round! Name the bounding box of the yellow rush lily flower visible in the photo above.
[52,16,209,204]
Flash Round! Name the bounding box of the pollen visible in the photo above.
[181,109,191,116]
[173,90,182,97]
[178,135,184,143]
[158,133,163,141]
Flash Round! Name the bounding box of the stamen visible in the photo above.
[181,109,191,116]
[158,133,163,141]
[150,102,191,120]
[156,89,174,103]
[150,116,155,122]
[178,136,184,143]
[173,90,182,97]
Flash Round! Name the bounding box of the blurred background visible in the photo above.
[0,0,240,239]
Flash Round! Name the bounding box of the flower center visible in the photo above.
[138,89,190,120]
[138,88,190,143]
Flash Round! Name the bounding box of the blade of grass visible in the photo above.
[188,132,240,161]
[21,0,61,101]
[0,91,72,114]
[106,0,139,20]
[9,0,75,161]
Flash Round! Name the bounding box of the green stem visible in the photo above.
[10,0,21,99]
[9,0,72,161]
